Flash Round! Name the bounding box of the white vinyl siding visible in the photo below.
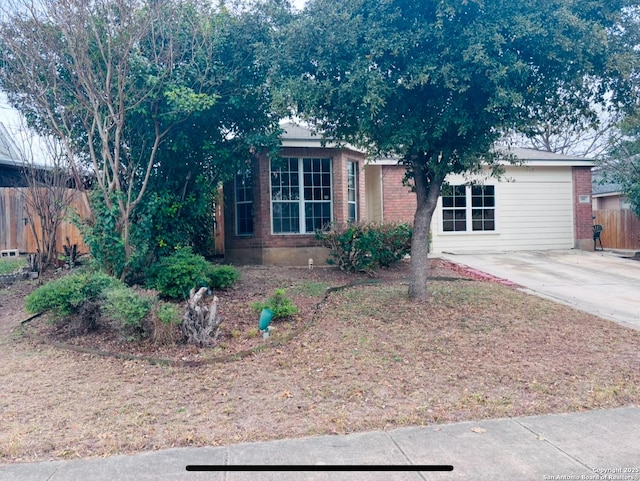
[431,166,574,253]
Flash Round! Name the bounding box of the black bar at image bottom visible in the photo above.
[185,465,454,472]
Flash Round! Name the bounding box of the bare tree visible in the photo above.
[0,120,76,271]
[512,87,623,158]
[515,116,620,158]
[0,0,218,279]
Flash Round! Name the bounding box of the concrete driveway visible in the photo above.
[437,249,640,330]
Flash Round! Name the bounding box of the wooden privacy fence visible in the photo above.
[0,187,89,254]
[592,209,640,250]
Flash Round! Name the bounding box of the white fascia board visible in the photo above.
[592,191,621,198]
[366,158,595,167]
[500,159,596,167]
[366,158,402,166]
[280,139,365,152]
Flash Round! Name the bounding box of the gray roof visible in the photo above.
[280,124,594,165]
[506,147,590,162]
[592,170,622,196]
[0,122,21,166]
[593,183,622,195]
[280,122,323,141]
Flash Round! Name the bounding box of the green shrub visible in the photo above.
[150,302,183,346]
[156,302,182,325]
[375,223,413,267]
[102,287,152,330]
[0,257,27,275]
[25,271,121,317]
[251,288,299,319]
[75,191,128,280]
[147,247,212,299]
[206,265,240,290]
[316,222,412,273]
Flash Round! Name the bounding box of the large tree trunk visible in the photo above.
[408,162,443,301]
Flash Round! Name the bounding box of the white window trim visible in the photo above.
[439,185,498,235]
[270,157,334,235]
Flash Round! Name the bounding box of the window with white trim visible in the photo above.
[235,170,254,236]
[347,161,358,222]
[271,157,332,234]
[442,185,495,232]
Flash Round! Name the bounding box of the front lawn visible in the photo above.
[1,260,639,463]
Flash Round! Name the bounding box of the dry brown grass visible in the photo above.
[1,260,639,465]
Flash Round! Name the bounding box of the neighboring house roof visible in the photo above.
[0,122,21,167]
[0,122,66,187]
[593,184,622,196]
[0,122,26,186]
[592,170,623,197]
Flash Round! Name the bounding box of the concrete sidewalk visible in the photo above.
[437,249,640,331]
[1,406,639,481]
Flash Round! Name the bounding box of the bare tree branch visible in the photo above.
[0,0,220,279]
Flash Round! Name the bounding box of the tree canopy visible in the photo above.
[600,112,640,218]
[0,0,283,279]
[278,0,639,299]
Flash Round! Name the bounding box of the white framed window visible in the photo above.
[347,161,358,222]
[270,157,332,234]
[235,170,253,236]
[442,185,495,232]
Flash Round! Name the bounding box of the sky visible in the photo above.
[0,93,50,165]
[0,93,23,131]
[291,0,307,11]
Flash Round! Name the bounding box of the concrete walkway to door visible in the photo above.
[436,249,640,330]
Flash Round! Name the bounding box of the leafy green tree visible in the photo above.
[123,2,283,262]
[0,0,282,279]
[601,113,640,218]
[278,0,637,299]
[597,8,640,217]
[0,0,216,279]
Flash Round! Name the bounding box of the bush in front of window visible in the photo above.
[316,222,412,274]
[206,265,240,290]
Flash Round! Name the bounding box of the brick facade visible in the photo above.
[572,166,594,250]
[222,139,593,263]
[224,146,366,265]
[381,165,416,223]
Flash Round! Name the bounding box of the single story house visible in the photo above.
[222,123,595,265]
